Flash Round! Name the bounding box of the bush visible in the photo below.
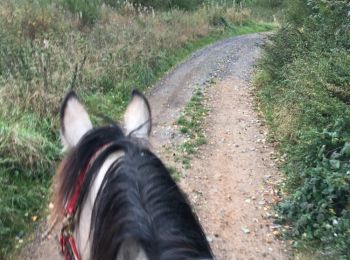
[285,0,310,27]
[257,0,350,257]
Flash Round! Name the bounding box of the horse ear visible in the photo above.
[60,91,92,150]
[124,90,152,139]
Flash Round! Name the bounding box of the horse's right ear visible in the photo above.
[60,91,92,150]
[124,90,152,139]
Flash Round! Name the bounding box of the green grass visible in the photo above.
[0,0,279,257]
[174,88,209,169]
[0,172,50,256]
[167,166,181,182]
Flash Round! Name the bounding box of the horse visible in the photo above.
[53,90,213,260]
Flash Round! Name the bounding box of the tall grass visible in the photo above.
[0,0,276,257]
[256,0,350,257]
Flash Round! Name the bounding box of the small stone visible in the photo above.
[241,227,250,234]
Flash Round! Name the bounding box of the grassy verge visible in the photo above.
[255,1,350,257]
[174,87,209,170]
[0,0,278,257]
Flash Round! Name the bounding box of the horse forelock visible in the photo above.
[52,124,125,221]
[90,143,213,259]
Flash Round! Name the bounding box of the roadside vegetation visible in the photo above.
[0,0,280,257]
[256,0,350,257]
[175,87,209,169]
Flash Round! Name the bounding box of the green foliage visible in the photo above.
[257,0,350,257]
[240,0,286,23]
[105,0,204,10]
[0,171,50,257]
[250,0,283,8]
[0,120,59,176]
[0,118,58,257]
[62,0,101,26]
[285,0,310,27]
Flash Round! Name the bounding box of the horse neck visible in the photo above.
[75,152,123,260]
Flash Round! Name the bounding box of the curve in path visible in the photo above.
[149,33,265,150]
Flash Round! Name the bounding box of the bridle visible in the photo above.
[59,144,110,260]
[59,161,88,260]
[58,120,150,259]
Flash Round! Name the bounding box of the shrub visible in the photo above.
[285,0,310,27]
[257,0,350,257]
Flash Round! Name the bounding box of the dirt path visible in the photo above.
[180,78,288,259]
[149,32,289,259]
[148,33,267,150]
[20,33,289,259]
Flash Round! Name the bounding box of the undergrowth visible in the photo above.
[0,0,278,258]
[256,0,350,257]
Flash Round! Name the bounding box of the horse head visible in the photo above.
[53,90,213,260]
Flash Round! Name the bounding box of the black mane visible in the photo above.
[59,124,213,259]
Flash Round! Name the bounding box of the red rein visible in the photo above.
[60,163,88,260]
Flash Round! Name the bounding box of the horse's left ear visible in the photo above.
[60,91,92,150]
[124,90,152,139]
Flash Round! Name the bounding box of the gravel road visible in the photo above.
[149,33,266,149]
